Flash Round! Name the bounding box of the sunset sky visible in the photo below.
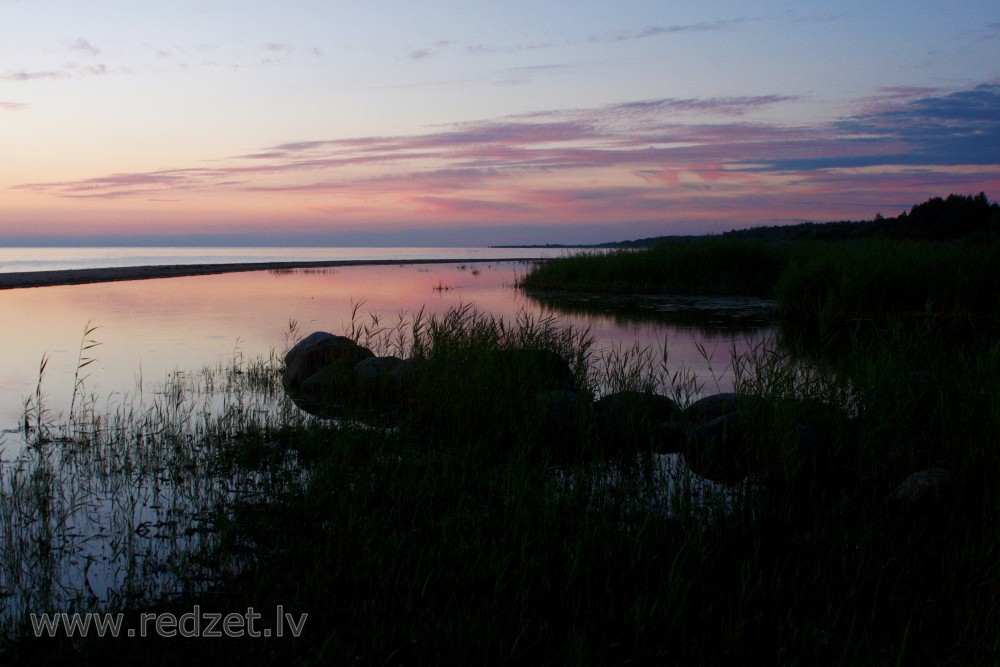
[2,0,999,246]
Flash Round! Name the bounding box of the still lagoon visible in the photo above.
[0,250,776,631]
[0,253,775,458]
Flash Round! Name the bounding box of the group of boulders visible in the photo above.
[282,331,418,418]
[281,332,953,502]
[280,331,807,481]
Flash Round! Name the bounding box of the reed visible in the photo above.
[522,237,1000,350]
[2,303,999,665]
[774,239,1000,347]
[519,239,789,296]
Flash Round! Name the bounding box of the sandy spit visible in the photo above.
[0,257,541,290]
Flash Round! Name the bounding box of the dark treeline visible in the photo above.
[599,193,1000,246]
[724,192,1000,242]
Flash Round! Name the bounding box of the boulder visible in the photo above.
[536,388,581,418]
[283,333,374,392]
[283,332,336,386]
[485,348,577,393]
[684,392,742,423]
[387,357,421,392]
[294,359,357,417]
[301,359,357,395]
[592,390,682,456]
[354,355,410,412]
[355,356,404,389]
[677,393,748,482]
[282,332,374,416]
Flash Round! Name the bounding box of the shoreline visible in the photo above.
[0,257,543,290]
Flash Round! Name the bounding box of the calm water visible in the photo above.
[0,246,564,273]
[0,258,775,458]
[0,256,775,626]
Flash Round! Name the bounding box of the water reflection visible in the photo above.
[524,290,776,332]
[0,261,775,454]
[0,260,779,632]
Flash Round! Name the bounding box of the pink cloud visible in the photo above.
[407,195,539,216]
[12,85,1000,234]
[1,70,71,81]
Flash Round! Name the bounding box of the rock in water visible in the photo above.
[486,348,576,393]
[282,332,374,416]
[684,392,742,423]
[355,356,407,410]
[592,390,682,456]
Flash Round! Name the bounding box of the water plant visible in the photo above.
[68,321,101,423]
[0,343,306,641]
[521,236,1000,357]
[2,301,999,665]
[519,239,789,297]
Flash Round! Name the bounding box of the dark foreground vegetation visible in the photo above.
[6,313,1000,665]
[5,193,1000,665]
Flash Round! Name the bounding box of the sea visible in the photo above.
[0,246,774,458]
[0,246,775,623]
[0,246,565,274]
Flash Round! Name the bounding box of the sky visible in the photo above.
[1,0,999,246]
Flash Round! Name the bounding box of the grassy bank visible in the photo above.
[521,239,789,297]
[4,306,1000,664]
[774,239,1000,344]
[521,237,1000,345]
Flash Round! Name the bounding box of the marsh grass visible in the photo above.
[3,303,1000,665]
[521,237,1000,351]
[0,341,308,641]
[519,240,788,296]
[69,321,101,422]
[774,239,1000,350]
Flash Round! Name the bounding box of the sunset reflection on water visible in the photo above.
[0,261,772,448]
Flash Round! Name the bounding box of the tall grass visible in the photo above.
[212,314,1000,665]
[4,304,1000,664]
[519,239,789,296]
[774,239,1000,346]
[522,237,1000,350]
[0,343,307,641]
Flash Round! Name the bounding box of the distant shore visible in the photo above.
[0,257,542,290]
